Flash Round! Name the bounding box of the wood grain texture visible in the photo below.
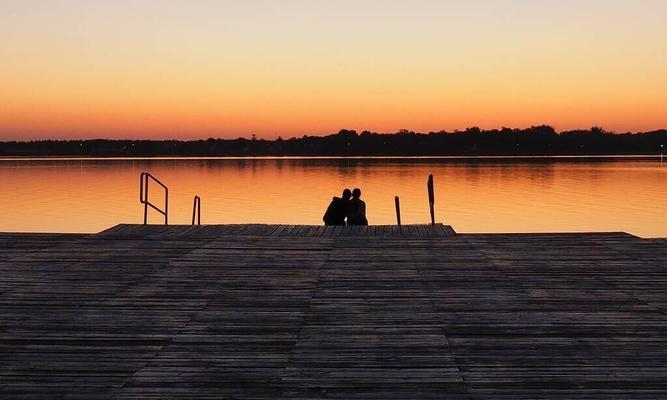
[1,225,666,399]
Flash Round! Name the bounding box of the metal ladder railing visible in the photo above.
[192,195,201,225]
[140,172,168,225]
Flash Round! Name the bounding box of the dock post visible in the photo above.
[427,174,435,225]
[192,196,201,225]
[395,196,401,226]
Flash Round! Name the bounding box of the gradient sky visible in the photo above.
[1,0,666,140]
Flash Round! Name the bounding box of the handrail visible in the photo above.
[192,195,201,225]
[139,172,168,225]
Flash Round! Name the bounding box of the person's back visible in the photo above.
[347,188,368,226]
[323,189,351,226]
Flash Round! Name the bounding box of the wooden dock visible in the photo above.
[1,224,667,399]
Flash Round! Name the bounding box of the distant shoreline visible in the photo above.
[1,127,666,157]
[0,155,663,162]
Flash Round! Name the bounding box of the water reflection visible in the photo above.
[0,157,664,237]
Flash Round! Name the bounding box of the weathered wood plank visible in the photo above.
[1,225,666,399]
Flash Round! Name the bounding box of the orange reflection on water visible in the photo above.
[0,158,665,237]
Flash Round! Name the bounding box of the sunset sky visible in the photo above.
[1,0,666,140]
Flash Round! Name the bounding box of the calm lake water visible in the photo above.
[0,157,665,237]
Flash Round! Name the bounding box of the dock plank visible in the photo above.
[1,225,666,399]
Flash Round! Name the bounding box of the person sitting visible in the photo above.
[323,189,351,226]
[347,188,368,226]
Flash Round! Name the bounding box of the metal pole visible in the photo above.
[140,173,146,224]
[142,174,148,224]
[427,174,435,225]
[395,196,401,226]
[164,187,169,225]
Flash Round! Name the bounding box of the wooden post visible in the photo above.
[192,197,197,225]
[395,196,401,226]
[427,174,435,225]
[192,196,201,225]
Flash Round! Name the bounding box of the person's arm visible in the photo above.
[323,197,337,223]
[360,201,368,224]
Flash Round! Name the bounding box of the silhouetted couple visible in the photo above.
[323,188,368,226]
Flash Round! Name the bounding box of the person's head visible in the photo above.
[352,188,362,199]
[342,189,352,200]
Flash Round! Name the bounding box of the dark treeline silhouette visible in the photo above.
[1,126,666,157]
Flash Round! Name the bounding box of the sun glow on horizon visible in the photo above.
[1,0,666,140]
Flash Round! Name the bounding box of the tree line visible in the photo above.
[1,126,666,157]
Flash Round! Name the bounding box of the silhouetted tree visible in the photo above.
[2,127,666,156]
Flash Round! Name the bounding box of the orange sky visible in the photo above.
[1,1,666,140]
